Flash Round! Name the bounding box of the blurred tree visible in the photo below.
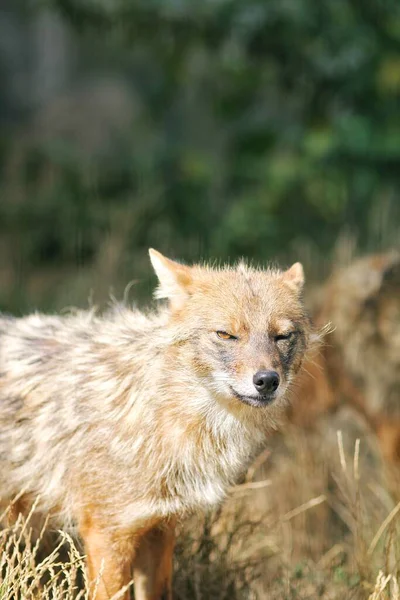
[0,0,399,311]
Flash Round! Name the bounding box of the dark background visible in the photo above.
[1,0,399,313]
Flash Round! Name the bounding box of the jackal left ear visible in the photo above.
[283,262,305,293]
[149,249,192,310]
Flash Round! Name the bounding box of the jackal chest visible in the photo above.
[162,435,259,511]
[115,421,264,529]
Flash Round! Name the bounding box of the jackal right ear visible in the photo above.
[149,249,192,310]
[282,262,305,293]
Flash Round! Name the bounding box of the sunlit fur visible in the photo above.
[0,250,311,599]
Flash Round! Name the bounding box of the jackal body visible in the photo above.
[0,250,310,599]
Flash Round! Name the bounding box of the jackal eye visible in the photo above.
[216,331,238,341]
[275,331,295,342]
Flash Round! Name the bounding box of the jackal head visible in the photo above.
[150,249,310,408]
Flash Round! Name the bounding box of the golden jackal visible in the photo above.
[0,250,311,600]
[291,251,400,462]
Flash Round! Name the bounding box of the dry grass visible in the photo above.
[0,508,86,599]
[0,504,130,599]
[172,416,400,600]
[1,415,400,599]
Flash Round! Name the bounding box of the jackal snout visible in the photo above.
[253,370,280,394]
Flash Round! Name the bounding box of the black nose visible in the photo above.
[253,370,280,394]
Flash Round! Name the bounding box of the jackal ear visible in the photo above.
[149,249,192,309]
[283,262,305,293]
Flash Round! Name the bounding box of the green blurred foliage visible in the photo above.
[0,0,399,311]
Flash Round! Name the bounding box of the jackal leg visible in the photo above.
[133,521,176,600]
[80,520,134,600]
